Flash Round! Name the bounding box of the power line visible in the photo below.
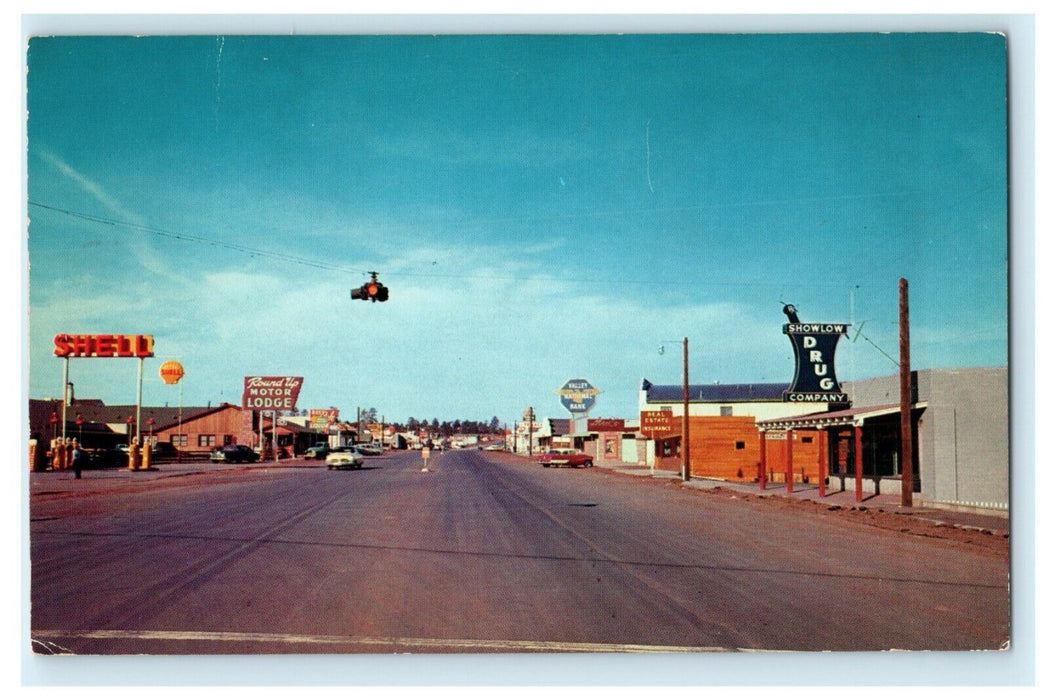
[28,200,369,275]
[26,199,880,291]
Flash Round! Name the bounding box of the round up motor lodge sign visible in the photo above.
[242,376,303,411]
[782,306,849,404]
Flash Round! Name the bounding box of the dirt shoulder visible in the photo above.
[591,465,1009,557]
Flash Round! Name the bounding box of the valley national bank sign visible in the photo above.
[781,305,849,404]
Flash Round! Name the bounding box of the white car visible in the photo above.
[326,447,364,470]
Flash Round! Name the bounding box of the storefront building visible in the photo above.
[637,380,829,476]
[28,399,249,466]
[759,367,1007,512]
[636,368,1007,513]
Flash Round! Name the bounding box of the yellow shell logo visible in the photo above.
[159,360,185,385]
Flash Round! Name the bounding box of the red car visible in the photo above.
[537,449,593,468]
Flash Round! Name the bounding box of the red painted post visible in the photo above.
[818,429,826,498]
[785,429,794,493]
[758,430,767,490]
[854,426,864,502]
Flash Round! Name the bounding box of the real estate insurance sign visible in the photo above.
[242,376,303,411]
[782,322,849,403]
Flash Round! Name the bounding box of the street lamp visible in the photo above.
[659,337,691,482]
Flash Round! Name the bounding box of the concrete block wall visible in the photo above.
[843,367,1008,511]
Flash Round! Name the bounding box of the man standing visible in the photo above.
[71,440,83,479]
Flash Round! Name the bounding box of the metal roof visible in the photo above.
[757,402,928,430]
[29,399,241,436]
[642,380,790,403]
[547,418,571,435]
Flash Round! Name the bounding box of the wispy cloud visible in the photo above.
[37,149,191,284]
[38,150,142,225]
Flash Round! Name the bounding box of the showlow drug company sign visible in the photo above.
[781,305,849,404]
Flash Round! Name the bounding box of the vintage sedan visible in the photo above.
[304,443,330,459]
[209,444,259,464]
[536,448,593,468]
[326,446,364,470]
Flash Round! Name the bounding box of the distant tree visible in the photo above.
[489,416,501,433]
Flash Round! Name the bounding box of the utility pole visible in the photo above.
[682,336,691,482]
[899,278,914,507]
[527,407,534,457]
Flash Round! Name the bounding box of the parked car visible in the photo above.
[537,448,593,468]
[83,448,125,469]
[146,442,177,460]
[210,444,259,463]
[304,443,330,459]
[355,443,383,456]
[326,446,364,470]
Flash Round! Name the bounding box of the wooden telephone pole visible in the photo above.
[899,278,914,508]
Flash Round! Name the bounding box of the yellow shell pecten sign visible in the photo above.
[159,360,185,385]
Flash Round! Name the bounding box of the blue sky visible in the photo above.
[24,30,1009,424]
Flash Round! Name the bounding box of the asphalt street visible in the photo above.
[29,449,1010,654]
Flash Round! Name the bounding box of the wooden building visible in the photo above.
[28,399,250,466]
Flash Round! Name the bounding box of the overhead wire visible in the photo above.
[26,199,875,291]
[28,200,369,275]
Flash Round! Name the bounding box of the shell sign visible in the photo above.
[53,333,154,358]
[159,360,185,385]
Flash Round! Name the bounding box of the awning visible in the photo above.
[758,402,927,431]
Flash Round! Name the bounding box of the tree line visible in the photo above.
[293,408,503,437]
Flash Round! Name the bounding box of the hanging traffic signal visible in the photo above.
[351,272,389,302]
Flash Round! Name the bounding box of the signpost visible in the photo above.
[160,360,185,462]
[243,377,303,461]
[53,333,155,448]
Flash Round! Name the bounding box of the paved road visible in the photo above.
[29,449,1010,654]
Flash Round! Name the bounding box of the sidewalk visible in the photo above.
[28,457,321,493]
[602,462,1010,536]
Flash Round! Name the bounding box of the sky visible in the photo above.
[23,26,1010,426]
